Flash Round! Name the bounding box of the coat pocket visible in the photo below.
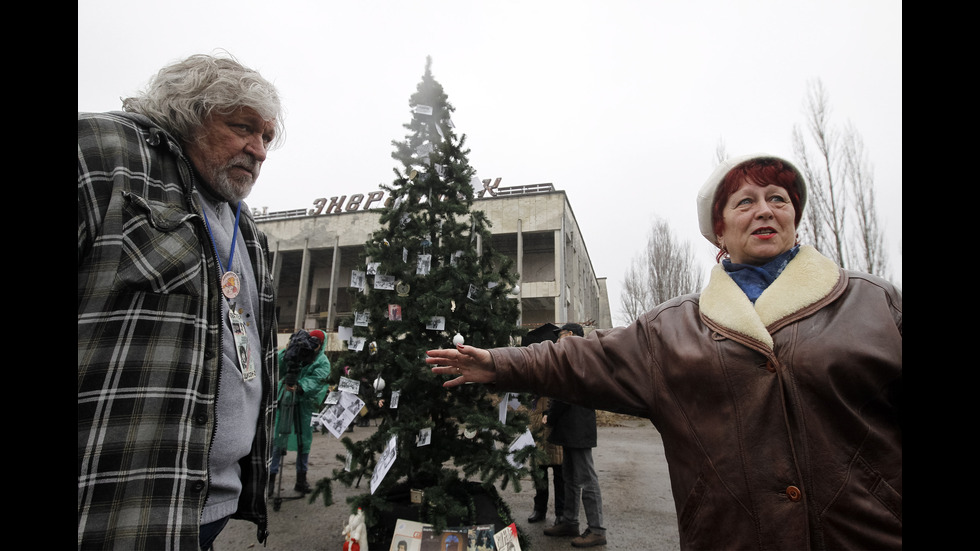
[115,191,205,296]
[819,455,902,549]
[677,461,758,550]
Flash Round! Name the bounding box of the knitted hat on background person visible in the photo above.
[696,153,808,246]
[309,330,326,344]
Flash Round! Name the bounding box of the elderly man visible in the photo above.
[78,53,283,550]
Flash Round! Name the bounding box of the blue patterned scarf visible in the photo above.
[722,245,800,304]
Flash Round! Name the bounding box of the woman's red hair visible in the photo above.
[711,157,804,244]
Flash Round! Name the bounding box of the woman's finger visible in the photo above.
[442,375,466,388]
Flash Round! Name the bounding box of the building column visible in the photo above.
[294,239,311,331]
[327,236,341,331]
[556,222,567,323]
[516,219,523,326]
[271,241,283,294]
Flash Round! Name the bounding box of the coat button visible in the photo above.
[766,360,777,373]
[786,486,802,501]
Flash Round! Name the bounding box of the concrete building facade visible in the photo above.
[255,183,611,350]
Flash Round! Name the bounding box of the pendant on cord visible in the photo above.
[221,271,241,299]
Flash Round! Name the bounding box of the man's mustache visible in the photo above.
[228,154,259,178]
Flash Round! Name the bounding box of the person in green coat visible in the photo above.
[270,329,331,495]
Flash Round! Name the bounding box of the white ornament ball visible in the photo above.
[510,285,521,296]
[373,377,386,393]
[453,333,465,346]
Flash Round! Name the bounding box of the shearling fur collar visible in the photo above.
[699,245,841,349]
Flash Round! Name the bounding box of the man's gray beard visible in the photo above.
[208,171,254,202]
[203,157,257,202]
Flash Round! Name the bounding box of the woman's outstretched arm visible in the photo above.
[426,344,496,388]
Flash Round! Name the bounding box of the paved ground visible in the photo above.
[214,417,679,550]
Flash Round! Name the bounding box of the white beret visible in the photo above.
[696,153,807,246]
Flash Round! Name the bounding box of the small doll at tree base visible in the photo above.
[343,508,368,551]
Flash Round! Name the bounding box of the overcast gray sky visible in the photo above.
[78,0,902,325]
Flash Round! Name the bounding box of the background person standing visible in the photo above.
[270,329,332,495]
[528,395,565,525]
[542,323,607,548]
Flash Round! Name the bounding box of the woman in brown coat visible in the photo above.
[427,153,902,550]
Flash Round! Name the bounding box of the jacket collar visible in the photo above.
[700,245,841,349]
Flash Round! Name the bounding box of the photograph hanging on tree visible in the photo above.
[375,274,396,290]
[350,270,365,289]
[416,427,431,447]
[425,316,445,331]
[338,376,360,394]
[347,336,365,351]
[354,311,370,326]
[370,436,398,494]
[416,254,431,275]
[316,391,364,438]
[387,304,402,320]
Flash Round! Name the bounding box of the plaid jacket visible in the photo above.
[78,112,278,549]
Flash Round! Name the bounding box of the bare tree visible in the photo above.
[715,138,729,165]
[619,217,704,325]
[842,124,888,275]
[620,259,651,324]
[792,79,890,278]
[792,125,829,254]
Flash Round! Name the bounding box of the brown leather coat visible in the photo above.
[491,246,902,550]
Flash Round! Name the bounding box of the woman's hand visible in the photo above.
[426,344,496,387]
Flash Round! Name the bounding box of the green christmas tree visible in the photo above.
[315,57,536,546]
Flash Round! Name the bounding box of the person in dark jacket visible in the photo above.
[426,154,902,550]
[78,52,284,550]
[541,323,607,548]
[527,394,564,525]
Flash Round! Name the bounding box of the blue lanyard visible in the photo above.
[201,200,243,273]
